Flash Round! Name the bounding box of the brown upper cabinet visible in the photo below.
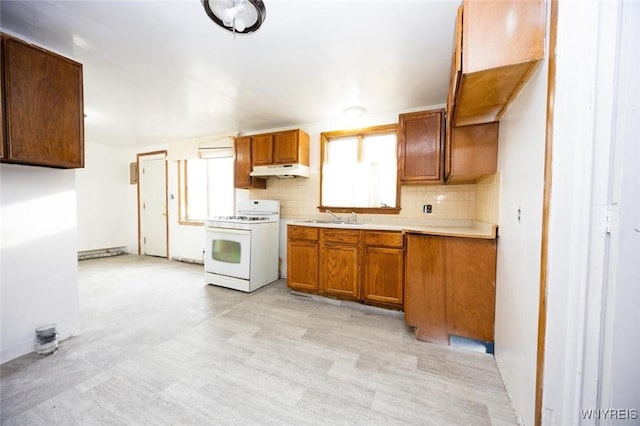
[251,129,310,167]
[398,109,445,185]
[445,121,499,184]
[1,33,84,168]
[448,0,546,127]
[234,136,266,189]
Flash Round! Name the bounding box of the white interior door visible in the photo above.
[139,154,167,257]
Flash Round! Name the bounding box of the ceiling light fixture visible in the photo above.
[343,106,367,118]
[201,0,266,34]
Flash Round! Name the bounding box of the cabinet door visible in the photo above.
[3,35,84,168]
[404,234,448,344]
[273,130,299,164]
[234,136,266,189]
[363,246,403,307]
[453,0,545,126]
[251,134,273,166]
[398,110,444,184]
[287,239,319,292]
[445,5,463,179]
[321,242,360,299]
[446,122,498,184]
[445,237,496,342]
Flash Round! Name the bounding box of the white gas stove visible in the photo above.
[204,200,280,292]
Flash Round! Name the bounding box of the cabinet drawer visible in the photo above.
[288,225,318,241]
[322,229,360,244]
[364,231,403,248]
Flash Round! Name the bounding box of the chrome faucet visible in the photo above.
[326,210,341,221]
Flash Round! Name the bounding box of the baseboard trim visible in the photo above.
[171,256,204,265]
[78,247,128,261]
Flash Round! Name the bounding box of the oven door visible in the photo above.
[205,227,251,280]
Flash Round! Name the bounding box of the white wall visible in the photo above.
[492,47,548,426]
[604,0,640,412]
[1,164,80,363]
[167,158,206,263]
[76,142,138,253]
[542,2,640,424]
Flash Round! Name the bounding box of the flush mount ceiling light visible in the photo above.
[201,0,266,34]
[343,106,367,118]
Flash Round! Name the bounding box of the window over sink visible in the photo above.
[320,124,400,214]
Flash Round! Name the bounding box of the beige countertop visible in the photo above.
[290,219,498,239]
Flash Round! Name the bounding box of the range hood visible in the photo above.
[250,164,310,178]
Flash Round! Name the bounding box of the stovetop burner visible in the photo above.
[214,215,271,222]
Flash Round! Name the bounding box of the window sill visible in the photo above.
[178,220,205,226]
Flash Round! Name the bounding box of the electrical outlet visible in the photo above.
[423,204,433,214]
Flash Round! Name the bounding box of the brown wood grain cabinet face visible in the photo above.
[363,231,404,308]
[398,109,445,184]
[287,226,320,292]
[234,136,266,189]
[287,227,404,310]
[404,233,497,344]
[251,134,274,166]
[445,237,496,342]
[320,229,361,300]
[449,0,545,127]
[274,129,309,165]
[251,129,310,167]
[445,121,499,184]
[404,234,448,344]
[1,34,84,168]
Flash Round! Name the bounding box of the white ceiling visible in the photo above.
[1,0,460,148]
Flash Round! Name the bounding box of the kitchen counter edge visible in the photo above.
[289,221,498,239]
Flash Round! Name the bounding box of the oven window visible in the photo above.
[211,239,242,264]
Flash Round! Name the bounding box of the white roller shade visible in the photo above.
[166,132,237,161]
[198,135,235,159]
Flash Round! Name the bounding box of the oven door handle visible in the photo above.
[206,227,250,235]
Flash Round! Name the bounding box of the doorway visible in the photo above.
[137,151,168,257]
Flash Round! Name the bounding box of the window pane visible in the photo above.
[207,157,234,217]
[362,134,396,164]
[184,157,234,221]
[326,137,357,165]
[186,160,208,220]
[321,129,397,209]
[363,134,397,207]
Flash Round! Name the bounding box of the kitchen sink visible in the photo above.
[299,219,363,225]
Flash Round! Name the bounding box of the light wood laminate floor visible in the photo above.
[1,255,517,425]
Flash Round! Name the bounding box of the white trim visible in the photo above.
[542,1,625,424]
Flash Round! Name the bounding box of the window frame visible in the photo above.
[177,158,235,225]
[178,160,203,225]
[319,124,401,214]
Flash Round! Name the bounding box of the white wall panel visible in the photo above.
[1,164,80,362]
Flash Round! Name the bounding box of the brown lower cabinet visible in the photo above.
[404,233,496,344]
[362,231,404,307]
[320,228,360,300]
[287,226,319,291]
[287,225,404,310]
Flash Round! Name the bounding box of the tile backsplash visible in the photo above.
[248,173,499,223]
